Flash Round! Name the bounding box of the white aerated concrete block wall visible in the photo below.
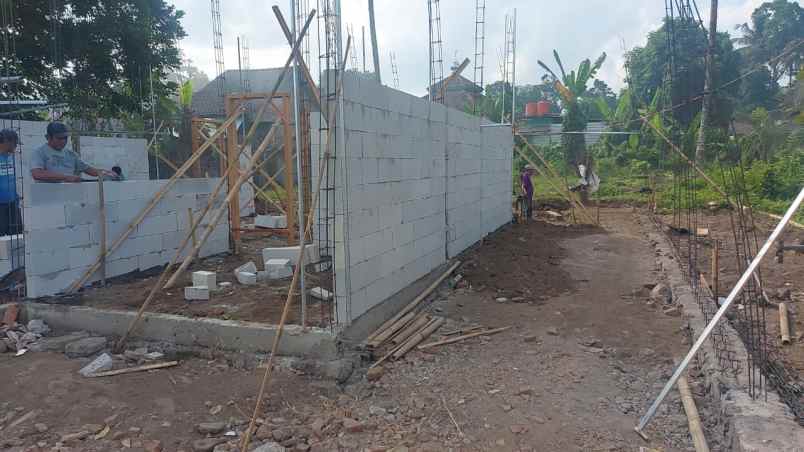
[313,73,512,325]
[23,179,230,298]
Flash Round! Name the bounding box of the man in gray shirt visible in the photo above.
[31,122,117,183]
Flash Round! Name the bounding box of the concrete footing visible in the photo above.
[0,303,339,359]
[649,224,804,451]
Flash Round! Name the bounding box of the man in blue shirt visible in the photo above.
[30,122,117,182]
[0,129,21,236]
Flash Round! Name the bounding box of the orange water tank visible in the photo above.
[525,102,539,117]
[536,100,551,116]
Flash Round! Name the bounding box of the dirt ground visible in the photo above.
[71,228,334,327]
[1,208,716,451]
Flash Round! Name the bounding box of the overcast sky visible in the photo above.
[170,0,788,96]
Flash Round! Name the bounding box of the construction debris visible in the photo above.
[86,360,179,378]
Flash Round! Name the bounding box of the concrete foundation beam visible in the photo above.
[1,303,339,359]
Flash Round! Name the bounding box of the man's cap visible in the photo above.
[0,129,20,144]
[46,122,69,137]
[524,164,534,170]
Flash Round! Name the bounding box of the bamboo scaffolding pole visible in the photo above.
[392,317,445,360]
[513,144,596,224]
[66,108,243,294]
[677,375,710,452]
[240,36,352,452]
[418,326,511,350]
[368,310,416,348]
[68,10,316,294]
[199,128,287,214]
[87,361,179,377]
[389,314,431,347]
[273,5,322,110]
[114,140,253,351]
[515,135,596,221]
[163,121,283,289]
[365,261,461,345]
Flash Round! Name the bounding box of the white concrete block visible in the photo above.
[310,286,333,301]
[254,215,287,229]
[107,256,139,276]
[192,271,217,288]
[185,286,210,301]
[264,258,293,279]
[139,251,169,271]
[24,205,67,230]
[137,214,178,236]
[25,224,91,253]
[25,250,70,276]
[261,244,317,266]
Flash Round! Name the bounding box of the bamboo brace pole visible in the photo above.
[513,144,596,224]
[240,36,352,452]
[636,187,804,436]
[66,107,243,294]
[417,326,511,350]
[114,150,243,351]
[164,120,283,289]
[780,302,791,345]
[677,375,710,452]
[392,317,445,360]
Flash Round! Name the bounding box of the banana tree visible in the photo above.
[538,50,606,168]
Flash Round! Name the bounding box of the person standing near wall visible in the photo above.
[30,122,118,183]
[0,129,21,236]
[520,164,535,219]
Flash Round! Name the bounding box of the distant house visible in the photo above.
[424,74,483,112]
[192,68,307,120]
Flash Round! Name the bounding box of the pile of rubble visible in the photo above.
[1,308,51,356]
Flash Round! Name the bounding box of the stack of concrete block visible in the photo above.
[0,234,24,277]
[185,270,216,301]
[23,179,230,298]
[312,72,513,325]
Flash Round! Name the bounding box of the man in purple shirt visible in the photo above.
[520,164,534,219]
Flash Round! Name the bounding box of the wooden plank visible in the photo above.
[365,261,461,345]
[97,176,107,285]
[283,99,297,245]
[225,95,241,251]
[780,302,791,345]
[392,317,445,360]
[418,326,511,350]
[87,361,179,378]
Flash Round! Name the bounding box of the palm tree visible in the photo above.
[538,50,606,168]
